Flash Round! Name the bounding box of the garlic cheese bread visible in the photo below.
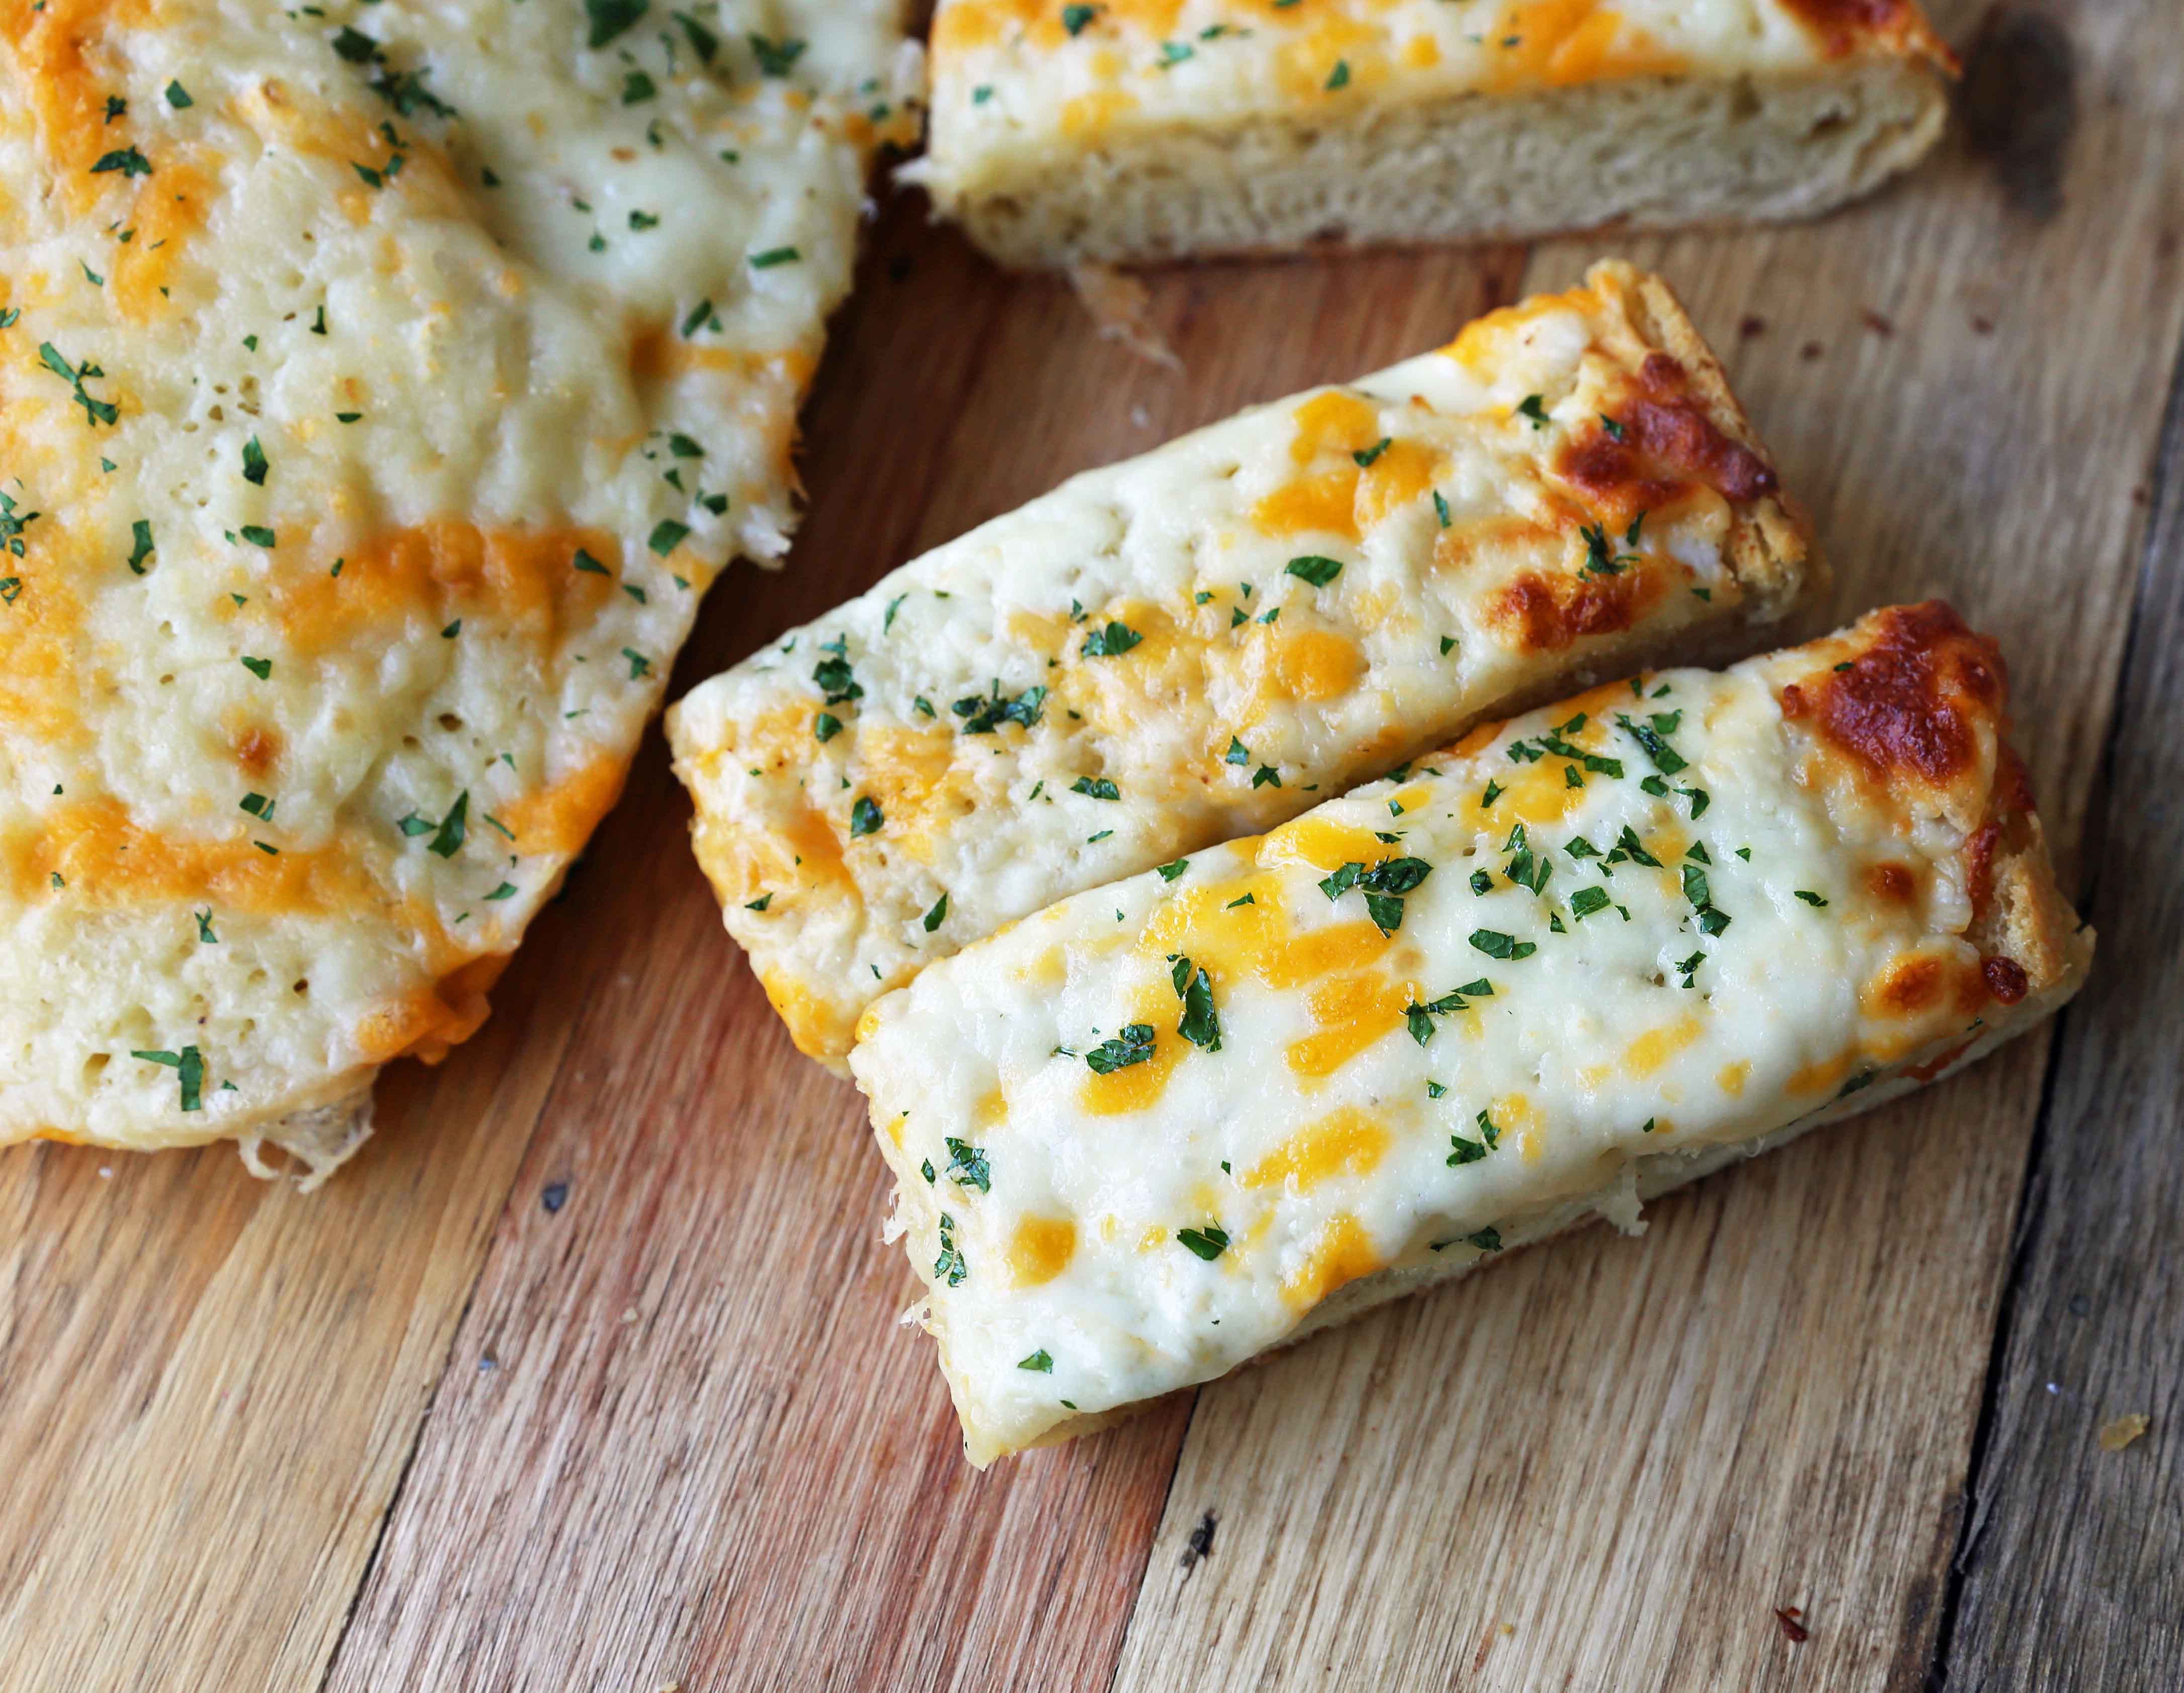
[670,263,1817,1068]
[917,0,1954,268]
[0,1,918,1177]
[850,604,2090,1465]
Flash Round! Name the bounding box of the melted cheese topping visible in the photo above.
[670,263,1804,1065]
[0,1,918,1158]
[924,0,1946,187]
[849,608,2062,1464]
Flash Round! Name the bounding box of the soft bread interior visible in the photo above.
[939,60,1949,268]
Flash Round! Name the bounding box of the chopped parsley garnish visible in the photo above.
[812,636,862,704]
[39,342,118,426]
[1405,987,1468,1046]
[239,655,272,680]
[1579,520,1641,580]
[1795,890,1830,907]
[132,1044,205,1111]
[922,893,948,932]
[1517,394,1550,429]
[622,648,652,680]
[1601,414,1627,442]
[1468,929,1535,961]
[1613,826,1660,868]
[749,32,807,74]
[585,0,648,48]
[1085,1023,1156,1073]
[1501,822,1551,895]
[1252,765,1281,789]
[952,681,1046,734]
[1,492,39,561]
[240,524,276,547]
[944,1136,990,1193]
[1570,885,1611,920]
[1225,736,1250,767]
[1156,858,1189,882]
[1285,554,1343,587]
[1466,1228,1503,1253]
[90,146,153,179]
[1081,620,1142,658]
[745,893,773,912]
[425,790,469,857]
[1176,1224,1229,1261]
[749,246,801,269]
[849,795,883,837]
[1061,3,1098,34]
[647,519,689,555]
[195,910,217,944]
[1019,1349,1054,1373]
[1171,955,1221,1052]
[813,712,842,743]
[1070,776,1120,801]
[1617,711,1688,774]
[1324,58,1350,90]
[933,1213,967,1286]
[1318,854,1432,934]
[1352,437,1391,468]
[165,80,194,108]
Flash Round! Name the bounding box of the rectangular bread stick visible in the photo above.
[848,604,2091,1465]
[668,262,1819,1066]
[913,0,1955,268]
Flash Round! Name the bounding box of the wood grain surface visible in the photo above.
[4,2,2180,1689]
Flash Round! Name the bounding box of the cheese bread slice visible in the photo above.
[669,262,1818,1068]
[850,603,2091,1465]
[0,2,919,1178]
[916,0,1954,268]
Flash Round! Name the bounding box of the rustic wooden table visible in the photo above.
[6,3,2179,1688]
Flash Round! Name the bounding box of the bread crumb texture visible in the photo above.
[0,0,916,1166]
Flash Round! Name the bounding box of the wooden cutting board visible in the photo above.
[7,3,2182,1687]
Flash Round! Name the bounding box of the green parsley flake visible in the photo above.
[1177,1224,1230,1261]
[1085,1023,1156,1073]
[132,1044,207,1111]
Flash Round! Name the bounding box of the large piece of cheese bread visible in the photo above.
[850,604,2090,1465]
[669,263,1817,1068]
[916,0,1954,268]
[0,1,918,1178]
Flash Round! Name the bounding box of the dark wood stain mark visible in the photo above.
[1179,1509,1218,1579]
[1960,9,2079,221]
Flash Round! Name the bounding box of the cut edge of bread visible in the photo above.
[924,58,1952,271]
